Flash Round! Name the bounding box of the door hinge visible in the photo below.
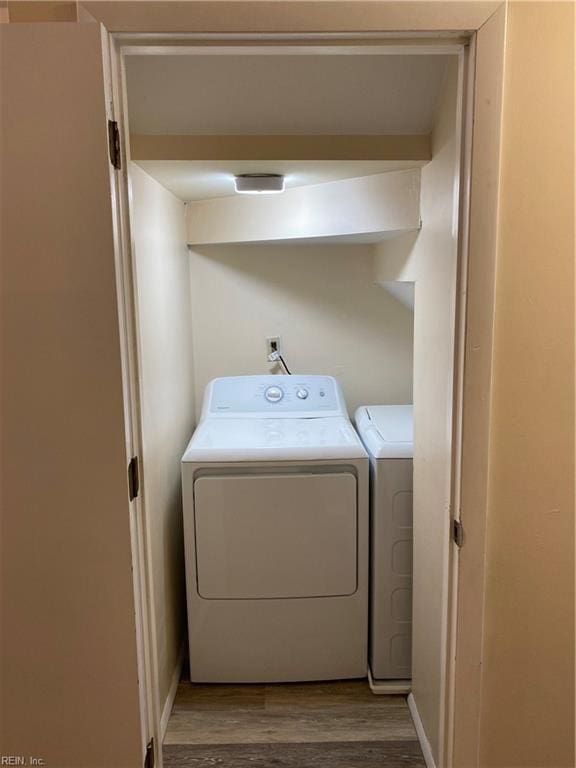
[452,519,464,548]
[128,456,139,501]
[144,738,154,768]
[108,119,121,170]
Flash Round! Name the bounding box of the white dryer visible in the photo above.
[181,375,368,683]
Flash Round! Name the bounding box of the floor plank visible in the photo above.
[163,741,426,767]
[263,680,408,711]
[163,679,423,765]
[164,707,417,744]
[172,682,266,712]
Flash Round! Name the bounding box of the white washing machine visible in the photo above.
[355,405,413,681]
[181,375,369,683]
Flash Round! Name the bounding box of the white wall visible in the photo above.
[129,164,195,718]
[188,244,413,419]
[186,170,421,245]
[374,60,459,761]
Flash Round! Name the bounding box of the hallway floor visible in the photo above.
[163,679,425,767]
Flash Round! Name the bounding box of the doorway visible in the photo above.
[107,37,471,768]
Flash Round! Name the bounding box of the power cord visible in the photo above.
[267,350,292,375]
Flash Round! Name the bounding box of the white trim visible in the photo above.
[115,31,469,43]
[100,26,153,762]
[444,37,476,768]
[367,666,411,695]
[160,645,185,740]
[408,693,437,768]
[121,43,465,56]
[106,31,164,768]
[436,41,475,768]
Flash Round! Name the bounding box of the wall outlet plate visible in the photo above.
[266,336,282,357]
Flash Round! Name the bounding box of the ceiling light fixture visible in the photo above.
[234,173,285,195]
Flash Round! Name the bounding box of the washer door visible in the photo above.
[194,472,357,599]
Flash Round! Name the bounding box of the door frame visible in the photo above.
[100,27,161,764]
[101,5,506,766]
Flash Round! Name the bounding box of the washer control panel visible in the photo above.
[265,385,284,403]
[206,375,344,417]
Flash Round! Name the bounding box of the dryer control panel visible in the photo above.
[203,375,347,418]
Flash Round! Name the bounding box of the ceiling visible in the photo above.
[134,159,426,201]
[125,53,451,136]
[127,52,452,202]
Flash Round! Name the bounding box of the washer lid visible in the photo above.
[182,416,368,463]
[354,405,413,459]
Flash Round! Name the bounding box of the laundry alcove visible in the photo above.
[124,44,462,768]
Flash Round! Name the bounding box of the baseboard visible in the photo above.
[160,643,185,740]
[407,692,436,768]
[367,666,411,695]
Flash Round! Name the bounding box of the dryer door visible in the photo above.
[194,472,357,599]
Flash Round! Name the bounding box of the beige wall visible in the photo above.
[375,58,459,763]
[80,1,500,34]
[0,22,142,767]
[479,3,575,766]
[188,244,414,418]
[129,164,195,719]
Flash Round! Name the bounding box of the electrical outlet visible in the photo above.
[266,336,282,357]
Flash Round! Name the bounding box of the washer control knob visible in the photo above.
[265,386,284,403]
[296,388,309,400]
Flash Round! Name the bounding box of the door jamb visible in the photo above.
[103,28,162,766]
[444,35,476,768]
[105,26,503,768]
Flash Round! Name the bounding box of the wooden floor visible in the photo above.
[163,679,425,767]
